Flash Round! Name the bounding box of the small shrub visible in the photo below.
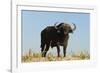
[22,49,90,62]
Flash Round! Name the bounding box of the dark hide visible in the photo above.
[40,22,76,57]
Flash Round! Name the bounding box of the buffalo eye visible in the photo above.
[69,29,73,33]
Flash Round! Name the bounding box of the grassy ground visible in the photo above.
[22,49,90,63]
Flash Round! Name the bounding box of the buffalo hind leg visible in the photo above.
[43,43,50,57]
[41,43,45,57]
[56,45,60,57]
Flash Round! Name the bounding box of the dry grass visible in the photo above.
[22,49,90,63]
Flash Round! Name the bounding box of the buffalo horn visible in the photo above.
[54,22,58,29]
[72,23,76,31]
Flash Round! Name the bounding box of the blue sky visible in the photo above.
[21,10,90,55]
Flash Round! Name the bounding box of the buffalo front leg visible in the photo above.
[63,47,66,57]
[56,45,60,57]
[63,43,68,57]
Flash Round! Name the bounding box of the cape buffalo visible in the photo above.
[40,22,76,57]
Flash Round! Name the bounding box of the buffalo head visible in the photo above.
[54,22,76,35]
